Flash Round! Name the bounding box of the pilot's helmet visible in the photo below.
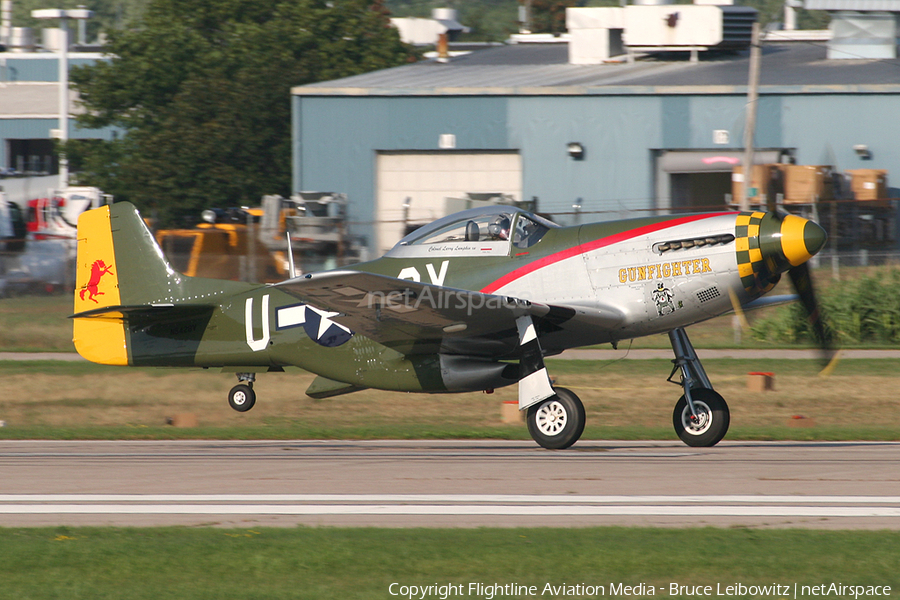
[488,215,511,240]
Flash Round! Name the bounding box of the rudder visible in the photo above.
[73,204,128,365]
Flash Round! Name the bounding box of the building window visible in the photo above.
[6,139,57,175]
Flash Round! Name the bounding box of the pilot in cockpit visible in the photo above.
[488,215,511,241]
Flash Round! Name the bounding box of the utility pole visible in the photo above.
[784,0,798,31]
[740,21,761,212]
[31,8,92,190]
[518,0,532,33]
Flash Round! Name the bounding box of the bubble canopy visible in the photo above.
[386,205,559,258]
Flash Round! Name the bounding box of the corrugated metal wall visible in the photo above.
[295,95,510,247]
[294,90,900,250]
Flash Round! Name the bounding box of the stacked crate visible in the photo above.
[846,169,888,207]
[732,164,836,205]
[782,165,833,204]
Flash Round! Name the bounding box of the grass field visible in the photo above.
[0,294,76,352]
[1,290,899,441]
[2,287,899,597]
[1,527,897,599]
[0,358,898,441]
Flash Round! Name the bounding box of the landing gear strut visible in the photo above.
[228,373,257,412]
[667,328,729,447]
[515,314,586,450]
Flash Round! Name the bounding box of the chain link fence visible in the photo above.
[2,200,899,297]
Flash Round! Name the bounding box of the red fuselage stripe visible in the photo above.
[480,212,736,294]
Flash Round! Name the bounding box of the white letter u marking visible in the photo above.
[245,295,270,352]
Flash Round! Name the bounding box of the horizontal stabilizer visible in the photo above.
[70,304,214,320]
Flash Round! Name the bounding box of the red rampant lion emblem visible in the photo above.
[79,259,114,304]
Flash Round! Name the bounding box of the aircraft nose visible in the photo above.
[780,214,827,266]
[750,212,828,281]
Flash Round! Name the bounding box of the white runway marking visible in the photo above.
[1,495,898,518]
[2,494,900,503]
[2,506,900,517]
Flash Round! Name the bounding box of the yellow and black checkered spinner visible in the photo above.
[735,211,776,294]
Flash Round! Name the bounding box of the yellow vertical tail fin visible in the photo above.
[73,205,128,365]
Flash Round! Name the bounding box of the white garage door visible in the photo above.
[376,151,522,254]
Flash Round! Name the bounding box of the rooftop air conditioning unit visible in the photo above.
[567,2,757,64]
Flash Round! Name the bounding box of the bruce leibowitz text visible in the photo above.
[389,582,892,600]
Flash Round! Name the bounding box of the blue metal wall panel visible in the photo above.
[780,94,900,170]
[1,56,102,82]
[755,96,783,148]
[662,96,691,148]
[295,95,509,245]
[685,95,740,147]
[508,95,665,217]
[293,89,900,246]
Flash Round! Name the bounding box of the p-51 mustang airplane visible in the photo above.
[72,201,828,449]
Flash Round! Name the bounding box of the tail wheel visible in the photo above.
[526,387,585,450]
[673,388,729,447]
[228,384,256,412]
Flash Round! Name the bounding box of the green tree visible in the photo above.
[529,0,575,35]
[69,0,417,224]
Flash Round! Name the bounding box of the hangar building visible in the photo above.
[292,15,900,256]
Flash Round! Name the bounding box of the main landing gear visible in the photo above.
[228,373,256,412]
[667,328,729,447]
[526,387,585,450]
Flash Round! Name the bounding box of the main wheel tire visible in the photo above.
[672,388,729,447]
[228,384,256,412]
[526,387,585,450]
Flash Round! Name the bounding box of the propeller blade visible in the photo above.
[786,262,835,368]
[727,288,750,332]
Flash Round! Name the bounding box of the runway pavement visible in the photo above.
[0,440,898,529]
